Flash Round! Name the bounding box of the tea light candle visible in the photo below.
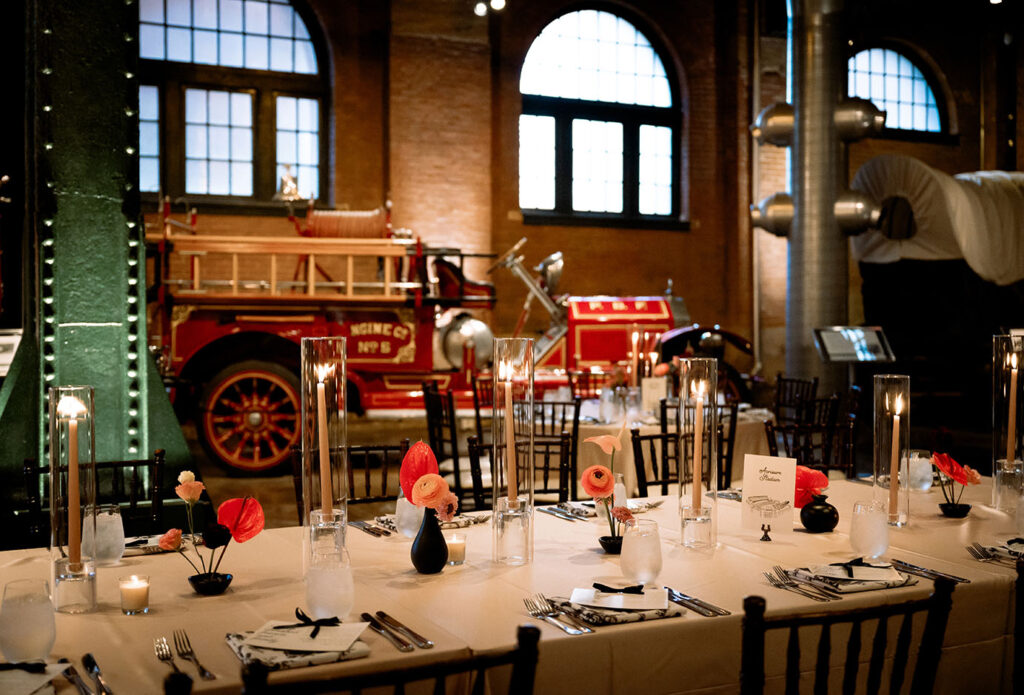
[446,533,466,565]
[119,575,150,615]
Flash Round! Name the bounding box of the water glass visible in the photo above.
[906,450,933,492]
[395,492,422,538]
[680,504,713,549]
[83,505,125,566]
[850,500,889,559]
[621,519,662,584]
[305,549,354,620]
[0,579,56,663]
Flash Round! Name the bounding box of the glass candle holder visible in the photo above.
[118,575,150,615]
[492,337,534,565]
[48,386,97,614]
[993,335,1024,511]
[300,338,348,536]
[446,532,467,565]
[679,358,718,550]
[873,375,910,527]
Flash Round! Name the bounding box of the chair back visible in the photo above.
[568,370,608,399]
[471,372,494,444]
[532,431,573,502]
[22,450,167,542]
[741,579,954,695]
[242,624,541,694]
[423,383,464,495]
[801,394,840,426]
[774,373,819,425]
[763,420,834,470]
[630,428,681,497]
[831,385,862,477]
[718,403,739,490]
[659,397,680,435]
[533,398,581,498]
[465,435,492,511]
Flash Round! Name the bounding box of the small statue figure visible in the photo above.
[760,523,772,542]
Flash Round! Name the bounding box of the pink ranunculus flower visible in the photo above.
[158,528,182,551]
[175,480,205,504]
[437,492,459,522]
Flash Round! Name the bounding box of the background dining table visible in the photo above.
[0,475,1017,694]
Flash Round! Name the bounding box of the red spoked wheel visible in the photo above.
[199,361,300,474]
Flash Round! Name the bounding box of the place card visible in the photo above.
[641,377,667,414]
[569,587,668,611]
[243,620,368,653]
[740,454,796,533]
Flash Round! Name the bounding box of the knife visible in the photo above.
[348,521,386,537]
[81,653,113,695]
[891,559,971,584]
[361,612,414,652]
[59,659,95,695]
[665,587,731,616]
[375,611,434,649]
[666,593,717,617]
[538,507,576,522]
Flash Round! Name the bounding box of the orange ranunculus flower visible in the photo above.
[217,497,265,543]
[584,434,622,456]
[400,441,440,502]
[158,528,182,551]
[175,480,206,504]
[581,465,615,499]
[653,362,670,377]
[411,473,449,509]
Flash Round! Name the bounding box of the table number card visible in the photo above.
[740,454,797,533]
[641,377,667,414]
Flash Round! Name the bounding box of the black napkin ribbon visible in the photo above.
[272,607,341,639]
[829,557,878,578]
[0,662,46,673]
[593,582,644,594]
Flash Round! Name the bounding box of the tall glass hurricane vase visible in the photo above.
[873,375,910,527]
[48,386,97,614]
[680,358,718,551]
[993,335,1024,511]
[492,338,534,565]
[300,337,348,572]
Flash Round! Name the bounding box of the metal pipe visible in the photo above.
[751,0,762,375]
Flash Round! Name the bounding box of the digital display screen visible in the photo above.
[813,327,894,363]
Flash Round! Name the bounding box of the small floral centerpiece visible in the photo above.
[932,452,981,517]
[580,464,632,553]
[400,442,458,573]
[794,465,829,508]
[159,470,265,595]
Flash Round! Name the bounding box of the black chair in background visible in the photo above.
[774,373,818,426]
[532,431,574,503]
[465,435,493,511]
[242,624,541,694]
[659,397,679,434]
[424,382,472,505]
[831,385,863,477]
[741,579,954,695]
[471,372,494,445]
[22,450,167,544]
[630,428,682,497]
[533,397,581,498]
[763,420,835,471]
[718,403,739,490]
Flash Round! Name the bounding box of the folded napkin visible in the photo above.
[792,559,917,594]
[225,632,370,670]
[988,538,1024,559]
[374,512,490,532]
[0,663,68,695]
[551,597,685,626]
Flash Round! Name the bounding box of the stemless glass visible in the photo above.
[850,500,889,559]
[620,519,662,584]
[907,450,934,492]
[0,579,56,663]
[305,549,354,620]
[83,505,126,566]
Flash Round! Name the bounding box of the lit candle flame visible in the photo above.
[56,396,87,419]
[499,360,512,382]
[893,395,903,416]
[315,363,334,383]
[1013,354,1019,370]
[691,380,706,399]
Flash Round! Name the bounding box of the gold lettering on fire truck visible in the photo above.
[588,301,603,310]
[348,320,415,363]
[612,301,627,311]
[635,301,647,310]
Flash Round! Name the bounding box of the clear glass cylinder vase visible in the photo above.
[300,337,348,558]
[679,358,718,550]
[993,335,1024,511]
[492,337,534,565]
[873,374,910,527]
[48,385,97,613]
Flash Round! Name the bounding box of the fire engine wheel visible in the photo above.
[199,361,300,475]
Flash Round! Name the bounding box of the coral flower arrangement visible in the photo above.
[400,441,459,521]
[581,464,633,552]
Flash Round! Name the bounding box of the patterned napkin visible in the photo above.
[557,500,663,519]
[550,597,685,626]
[792,561,918,594]
[225,633,370,670]
[374,512,490,532]
[987,538,1024,559]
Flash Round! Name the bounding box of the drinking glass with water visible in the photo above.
[621,519,662,584]
[850,500,889,559]
[0,579,56,663]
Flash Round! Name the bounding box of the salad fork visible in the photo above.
[972,542,1016,566]
[966,544,1015,567]
[153,637,181,673]
[523,598,584,635]
[762,572,830,602]
[772,566,841,601]
[534,594,594,633]
[173,629,215,680]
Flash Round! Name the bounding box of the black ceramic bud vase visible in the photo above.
[411,508,448,573]
[939,502,971,518]
[598,536,622,554]
[188,572,233,595]
[800,494,839,533]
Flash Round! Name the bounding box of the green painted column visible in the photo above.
[0,0,189,518]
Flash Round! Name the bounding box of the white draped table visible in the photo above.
[0,478,1016,693]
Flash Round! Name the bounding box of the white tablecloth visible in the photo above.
[0,478,1016,693]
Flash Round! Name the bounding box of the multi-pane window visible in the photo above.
[138,0,326,202]
[519,9,678,223]
[847,48,942,133]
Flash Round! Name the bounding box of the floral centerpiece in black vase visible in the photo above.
[580,464,632,554]
[931,452,981,518]
[400,442,459,574]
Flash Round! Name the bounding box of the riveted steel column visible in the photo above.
[786,0,846,391]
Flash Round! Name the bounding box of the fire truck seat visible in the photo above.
[298,206,388,238]
[433,258,495,308]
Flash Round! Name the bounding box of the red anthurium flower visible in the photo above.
[400,441,440,502]
[794,465,829,508]
[932,452,968,486]
[217,497,265,543]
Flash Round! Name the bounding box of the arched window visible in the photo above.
[519,9,679,225]
[847,47,942,133]
[138,0,328,203]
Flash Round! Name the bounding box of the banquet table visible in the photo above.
[0,477,1017,694]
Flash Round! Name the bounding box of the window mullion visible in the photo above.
[554,115,573,214]
[254,89,276,199]
[164,80,185,197]
[623,121,639,217]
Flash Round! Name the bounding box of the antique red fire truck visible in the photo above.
[146,203,691,474]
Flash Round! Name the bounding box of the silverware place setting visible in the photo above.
[153,636,181,673]
[890,558,971,583]
[533,594,594,632]
[81,653,113,694]
[965,542,1016,568]
[772,566,843,600]
[349,520,391,537]
[664,586,731,616]
[362,612,414,652]
[523,597,586,635]
[762,571,835,602]
[173,629,216,680]
[374,611,434,649]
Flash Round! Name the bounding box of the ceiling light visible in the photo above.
[474,1,487,16]
[490,0,506,9]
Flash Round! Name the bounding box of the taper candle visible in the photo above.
[501,361,519,510]
[888,395,903,521]
[630,331,639,387]
[692,381,705,512]
[1007,353,1018,465]
[57,396,86,566]
[315,364,333,517]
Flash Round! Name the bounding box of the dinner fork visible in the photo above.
[772,565,841,601]
[154,637,181,673]
[966,544,1015,567]
[972,542,1017,566]
[534,594,594,633]
[762,572,831,602]
[173,629,215,680]
[523,598,584,635]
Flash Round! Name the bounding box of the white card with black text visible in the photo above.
[740,454,796,532]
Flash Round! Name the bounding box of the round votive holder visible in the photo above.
[680,504,712,550]
[446,533,466,565]
[53,557,96,614]
[119,575,150,615]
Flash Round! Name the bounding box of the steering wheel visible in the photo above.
[486,237,528,274]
